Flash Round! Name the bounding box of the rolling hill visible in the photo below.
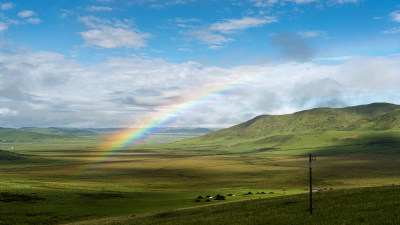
[195,103,400,139]
[180,103,400,154]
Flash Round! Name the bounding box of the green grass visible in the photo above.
[1,103,400,224]
[1,136,400,224]
[66,185,400,225]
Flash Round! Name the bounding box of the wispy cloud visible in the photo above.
[250,0,359,6]
[134,0,197,6]
[18,10,35,18]
[250,0,319,7]
[27,18,41,25]
[208,45,225,50]
[390,10,400,23]
[0,22,8,32]
[81,26,151,49]
[183,28,232,45]
[382,27,400,34]
[1,2,14,10]
[335,0,359,3]
[293,0,319,3]
[86,6,114,11]
[0,9,41,28]
[210,16,277,34]
[79,16,151,49]
[297,30,327,38]
[181,16,276,48]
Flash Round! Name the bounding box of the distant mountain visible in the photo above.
[0,129,65,142]
[161,127,215,134]
[194,103,400,142]
[84,128,122,134]
[19,127,96,136]
[85,127,216,135]
[0,127,13,130]
[0,127,97,142]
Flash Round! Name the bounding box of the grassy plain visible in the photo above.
[1,127,400,224]
[69,185,400,225]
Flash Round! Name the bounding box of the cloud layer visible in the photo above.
[1,49,399,128]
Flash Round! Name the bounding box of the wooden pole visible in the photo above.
[309,153,313,214]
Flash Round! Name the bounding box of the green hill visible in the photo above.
[178,103,400,154]
[202,103,400,139]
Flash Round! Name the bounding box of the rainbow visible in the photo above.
[76,64,299,178]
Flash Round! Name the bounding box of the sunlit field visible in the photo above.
[1,129,400,224]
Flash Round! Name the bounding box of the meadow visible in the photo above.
[1,128,400,224]
[68,185,400,225]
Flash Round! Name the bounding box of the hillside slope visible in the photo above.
[196,103,400,142]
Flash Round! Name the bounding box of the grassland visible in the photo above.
[1,103,400,224]
[67,185,400,225]
[1,130,400,224]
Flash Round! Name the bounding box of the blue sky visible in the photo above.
[0,0,400,128]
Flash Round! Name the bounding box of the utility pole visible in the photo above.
[309,153,316,214]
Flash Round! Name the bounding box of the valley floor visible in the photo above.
[1,130,400,224]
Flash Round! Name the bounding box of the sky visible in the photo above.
[0,0,400,128]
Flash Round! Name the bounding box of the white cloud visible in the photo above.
[335,0,358,3]
[81,26,151,49]
[315,55,354,62]
[133,0,197,7]
[0,10,40,33]
[390,10,400,23]
[175,18,201,23]
[79,16,110,28]
[183,28,232,45]
[208,45,225,50]
[0,22,8,32]
[79,16,135,29]
[0,108,18,116]
[181,16,275,48]
[79,16,151,49]
[18,10,35,18]
[382,27,400,34]
[293,0,319,3]
[1,2,14,10]
[250,0,318,6]
[1,49,400,128]
[178,47,192,51]
[297,30,327,38]
[250,0,361,6]
[210,16,277,34]
[27,18,41,24]
[86,6,113,11]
